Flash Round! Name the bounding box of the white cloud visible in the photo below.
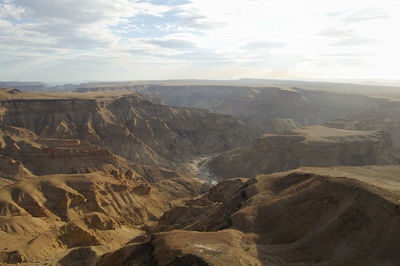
[0,0,400,81]
[0,1,25,19]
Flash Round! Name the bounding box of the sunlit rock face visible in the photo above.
[1,87,400,265]
[0,91,253,172]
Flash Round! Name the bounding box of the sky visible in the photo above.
[0,0,400,82]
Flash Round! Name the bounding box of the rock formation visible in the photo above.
[144,85,380,135]
[1,86,400,265]
[91,166,400,265]
[0,171,202,264]
[0,89,246,264]
[208,125,399,178]
[0,90,253,173]
[72,83,396,138]
[325,100,400,147]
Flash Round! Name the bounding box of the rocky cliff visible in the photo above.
[208,125,399,178]
[325,100,400,147]
[145,85,380,135]
[0,89,252,264]
[0,90,253,173]
[0,171,202,264]
[2,87,400,265]
[90,166,400,265]
[73,83,390,136]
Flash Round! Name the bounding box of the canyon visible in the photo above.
[1,82,400,265]
[208,125,400,178]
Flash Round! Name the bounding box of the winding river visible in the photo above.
[186,155,219,185]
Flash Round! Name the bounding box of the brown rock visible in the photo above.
[208,125,399,178]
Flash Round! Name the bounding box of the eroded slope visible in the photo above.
[106,166,400,265]
[0,171,202,264]
[0,89,253,173]
[208,125,399,178]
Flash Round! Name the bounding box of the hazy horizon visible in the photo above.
[3,78,400,89]
[1,0,399,82]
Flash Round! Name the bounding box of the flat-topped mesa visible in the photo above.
[0,131,125,176]
[208,125,399,178]
[256,125,390,152]
[325,100,400,147]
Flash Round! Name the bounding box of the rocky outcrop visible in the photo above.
[1,136,124,176]
[151,229,259,266]
[110,166,400,265]
[208,125,399,178]
[0,89,255,265]
[145,85,379,135]
[3,86,400,265]
[0,155,33,181]
[0,93,253,171]
[58,222,101,248]
[0,172,203,264]
[325,100,400,147]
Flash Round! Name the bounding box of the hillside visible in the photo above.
[145,85,383,135]
[0,89,253,173]
[1,86,400,265]
[90,166,400,265]
[325,100,400,147]
[208,125,399,178]
[0,171,203,264]
[71,82,389,135]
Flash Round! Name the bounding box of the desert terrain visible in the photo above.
[1,81,400,265]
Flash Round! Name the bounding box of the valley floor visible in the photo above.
[186,155,219,185]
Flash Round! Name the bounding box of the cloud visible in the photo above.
[143,0,192,7]
[330,37,378,46]
[343,9,389,23]
[0,0,173,50]
[13,0,169,23]
[145,38,195,49]
[325,10,349,17]
[318,28,354,37]
[0,0,400,81]
[319,53,367,57]
[317,28,378,47]
[0,1,25,20]
[180,14,213,30]
[243,41,286,50]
